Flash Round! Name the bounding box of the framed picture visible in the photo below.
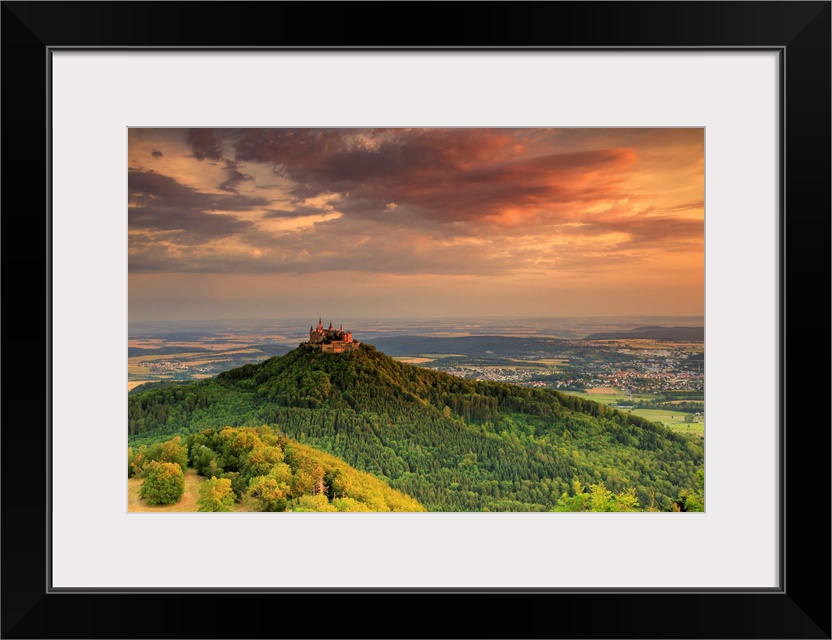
[3,2,829,638]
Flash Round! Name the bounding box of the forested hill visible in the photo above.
[128,344,704,512]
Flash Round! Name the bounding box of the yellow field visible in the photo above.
[164,342,251,351]
[394,357,435,364]
[128,352,202,363]
[598,339,703,350]
[587,387,620,395]
[127,380,151,391]
[128,468,256,512]
[214,332,291,341]
[128,364,152,375]
[128,339,165,349]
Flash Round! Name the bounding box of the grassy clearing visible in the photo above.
[128,468,254,512]
[128,468,203,512]
[420,353,467,358]
[562,389,632,406]
[562,391,705,434]
[628,408,705,433]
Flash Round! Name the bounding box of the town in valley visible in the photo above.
[129,315,704,436]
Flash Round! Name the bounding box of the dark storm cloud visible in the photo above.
[151,150,163,158]
[218,160,254,194]
[185,129,224,161]
[210,129,640,224]
[128,169,264,241]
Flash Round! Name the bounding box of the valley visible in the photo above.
[128,317,704,435]
[127,323,705,513]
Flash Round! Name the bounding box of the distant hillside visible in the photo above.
[584,326,704,341]
[129,380,190,396]
[366,335,566,357]
[128,344,703,511]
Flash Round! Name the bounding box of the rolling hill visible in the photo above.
[128,343,704,511]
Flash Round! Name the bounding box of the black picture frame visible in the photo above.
[2,2,829,638]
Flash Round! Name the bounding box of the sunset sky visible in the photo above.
[128,128,703,322]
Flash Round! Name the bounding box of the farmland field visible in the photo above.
[562,390,703,434]
[629,408,705,433]
[563,389,632,406]
[394,356,436,364]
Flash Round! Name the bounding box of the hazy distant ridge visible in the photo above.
[584,326,704,341]
[365,335,566,357]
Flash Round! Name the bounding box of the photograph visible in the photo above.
[127,127,705,514]
[2,0,828,635]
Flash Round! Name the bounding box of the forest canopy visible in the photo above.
[128,345,704,512]
[130,425,425,512]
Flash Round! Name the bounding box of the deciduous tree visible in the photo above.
[197,476,235,512]
[139,462,185,505]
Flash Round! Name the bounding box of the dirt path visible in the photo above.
[128,468,258,512]
[128,468,204,512]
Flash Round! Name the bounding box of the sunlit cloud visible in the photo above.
[128,128,704,319]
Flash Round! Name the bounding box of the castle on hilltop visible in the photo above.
[306,319,361,353]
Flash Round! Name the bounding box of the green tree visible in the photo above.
[552,481,640,512]
[292,493,337,512]
[139,462,185,505]
[197,476,235,512]
[146,436,188,471]
[675,468,704,511]
[674,489,704,512]
[248,475,289,512]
